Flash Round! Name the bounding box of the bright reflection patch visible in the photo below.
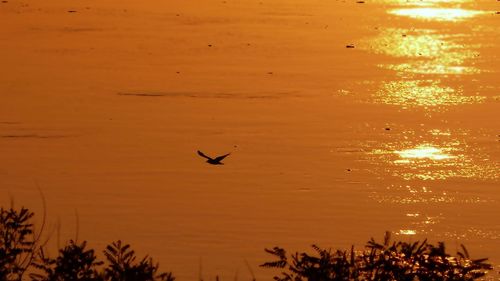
[395,146,455,161]
[381,62,480,75]
[442,228,500,240]
[398,229,417,235]
[376,80,484,108]
[376,0,471,5]
[366,130,499,181]
[367,29,449,59]
[389,8,486,21]
[365,28,481,75]
[428,129,451,136]
[369,184,488,204]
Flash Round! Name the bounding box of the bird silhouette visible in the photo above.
[197,150,230,165]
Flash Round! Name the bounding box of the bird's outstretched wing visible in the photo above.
[197,150,212,160]
[214,153,230,162]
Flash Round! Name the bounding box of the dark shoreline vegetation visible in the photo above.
[1,206,493,281]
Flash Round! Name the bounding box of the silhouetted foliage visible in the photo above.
[0,207,37,281]
[0,206,174,281]
[262,232,493,281]
[31,240,103,281]
[103,240,174,281]
[2,206,494,281]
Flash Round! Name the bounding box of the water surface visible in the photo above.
[0,0,498,279]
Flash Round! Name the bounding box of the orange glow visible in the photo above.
[376,80,484,109]
[366,28,481,75]
[379,0,472,5]
[398,229,417,235]
[389,8,487,21]
[395,145,455,161]
[1,0,499,279]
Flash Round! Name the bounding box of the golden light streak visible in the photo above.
[389,8,486,22]
[365,28,481,75]
[395,145,455,160]
[375,80,484,108]
[398,229,417,235]
[367,130,499,181]
[377,0,471,5]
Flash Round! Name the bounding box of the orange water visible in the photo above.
[0,0,498,279]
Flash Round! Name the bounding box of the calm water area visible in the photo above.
[0,0,499,279]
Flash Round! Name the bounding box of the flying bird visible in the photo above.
[197,150,230,165]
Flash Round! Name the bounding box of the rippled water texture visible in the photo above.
[0,0,498,279]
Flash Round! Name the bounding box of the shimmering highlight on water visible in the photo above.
[366,28,481,75]
[367,129,499,181]
[389,8,487,21]
[376,80,484,108]
[395,145,455,161]
[377,0,472,5]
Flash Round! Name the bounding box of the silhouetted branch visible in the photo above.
[262,232,493,281]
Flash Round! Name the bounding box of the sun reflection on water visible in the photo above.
[398,229,417,235]
[428,129,451,136]
[389,8,487,22]
[366,28,481,75]
[396,213,444,236]
[376,0,472,5]
[381,62,480,75]
[397,213,445,236]
[359,0,499,253]
[361,27,486,109]
[442,228,500,240]
[395,145,455,161]
[367,130,499,181]
[358,5,487,109]
[375,80,484,108]
[370,184,483,204]
[367,29,451,59]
